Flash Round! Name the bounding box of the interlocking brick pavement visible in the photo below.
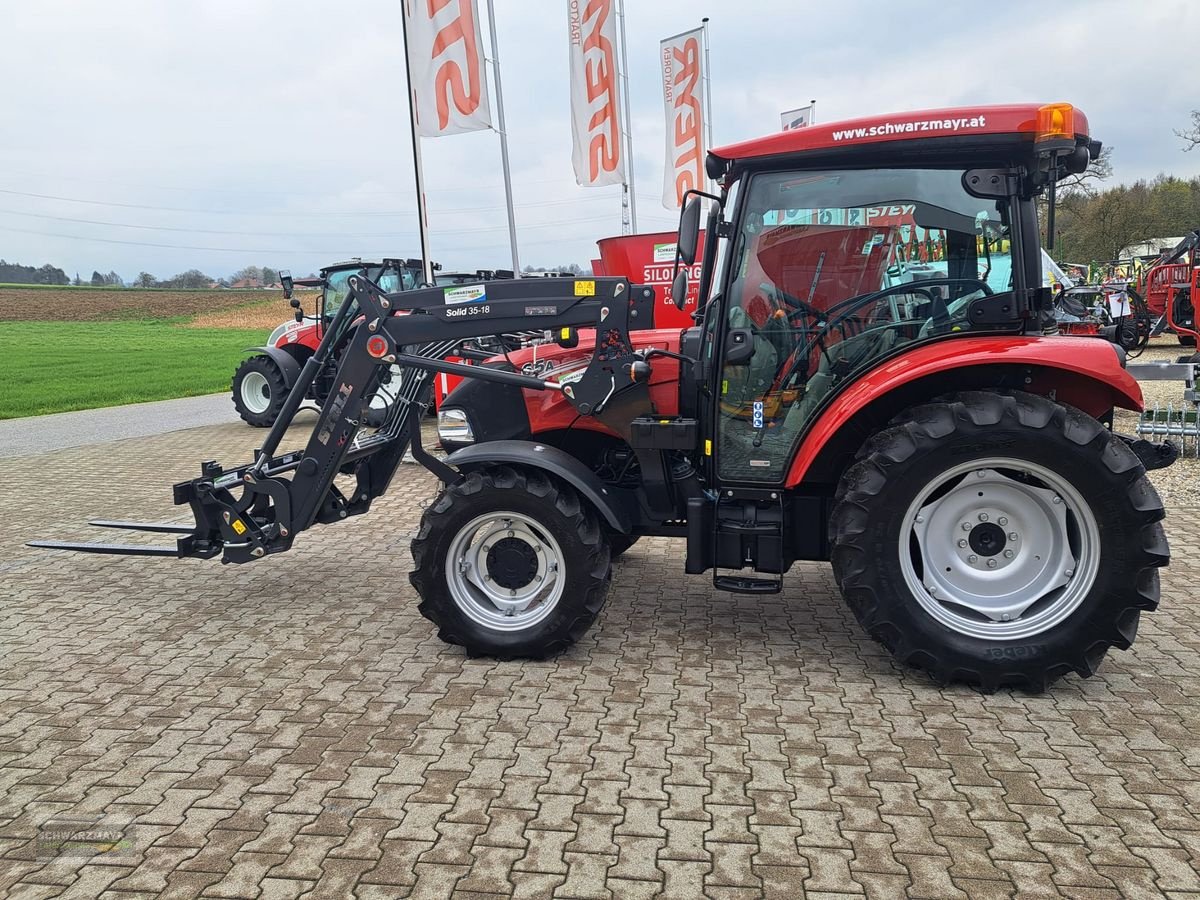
[2,421,1200,898]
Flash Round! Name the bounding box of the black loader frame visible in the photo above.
[34,275,657,561]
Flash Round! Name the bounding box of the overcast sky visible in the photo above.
[2,0,1197,280]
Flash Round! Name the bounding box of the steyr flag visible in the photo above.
[568,0,624,187]
[660,27,706,209]
[404,0,492,137]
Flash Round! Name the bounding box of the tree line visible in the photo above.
[0,260,70,284]
[1054,174,1200,264]
[0,262,284,289]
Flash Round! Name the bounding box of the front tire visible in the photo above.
[232,356,288,427]
[830,391,1167,692]
[410,466,612,657]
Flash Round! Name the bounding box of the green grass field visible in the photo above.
[0,321,264,419]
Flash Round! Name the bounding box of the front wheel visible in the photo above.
[830,391,1167,692]
[231,356,288,427]
[410,466,612,657]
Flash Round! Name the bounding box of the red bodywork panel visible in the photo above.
[712,103,1090,163]
[270,319,322,353]
[465,329,684,438]
[785,335,1142,487]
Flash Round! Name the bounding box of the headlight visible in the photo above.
[437,408,475,444]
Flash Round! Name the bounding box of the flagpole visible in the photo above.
[616,0,638,234]
[484,0,520,275]
[701,17,714,193]
[400,0,433,285]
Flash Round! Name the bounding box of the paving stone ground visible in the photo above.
[3,420,1200,898]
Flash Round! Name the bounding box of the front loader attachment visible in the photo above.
[31,273,655,564]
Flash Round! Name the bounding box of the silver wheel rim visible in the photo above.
[241,371,271,414]
[445,511,565,632]
[899,457,1100,641]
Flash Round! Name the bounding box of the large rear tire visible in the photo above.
[830,391,1167,692]
[410,466,612,658]
[232,356,288,427]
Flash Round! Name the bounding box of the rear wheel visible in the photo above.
[830,391,1167,692]
[232,356,288,427]
[410,466,612,657]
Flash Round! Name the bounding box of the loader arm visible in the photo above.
[33,275,657,563]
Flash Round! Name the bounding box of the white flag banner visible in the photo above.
[781,103,815,131]
[660,27,706,209]
[568,0,624,187]
[404,0,492,137]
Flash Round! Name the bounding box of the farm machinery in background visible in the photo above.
[1138,230,1200,347]
[232,258,427,426]
[233,260,541,427]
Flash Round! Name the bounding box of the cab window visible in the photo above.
[717,167,1014,483]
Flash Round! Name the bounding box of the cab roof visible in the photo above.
[712,103,1091,165]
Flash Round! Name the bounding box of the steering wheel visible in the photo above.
[759,283,824,321]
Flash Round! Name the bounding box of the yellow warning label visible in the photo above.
[231,519,247,535]
[574,280,596,296]
[560,327,571,340]
[705,439,712,456]
[722,379,728,395]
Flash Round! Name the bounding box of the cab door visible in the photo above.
[711,166,1019,485]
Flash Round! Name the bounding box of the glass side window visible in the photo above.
[323,269,353,318]
[717,167,1014,483]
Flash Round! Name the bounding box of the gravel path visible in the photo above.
[0,393,314,458]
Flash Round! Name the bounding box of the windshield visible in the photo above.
[717,167,1016,483]
[322,266,417,318]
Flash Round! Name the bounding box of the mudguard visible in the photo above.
[444,440,632,534]
[245,346,302,388]
[786,335,1143,487]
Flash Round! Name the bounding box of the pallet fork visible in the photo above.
[31,275,656,562]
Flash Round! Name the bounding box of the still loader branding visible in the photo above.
[317,382,354,446]
[444,285,487,305]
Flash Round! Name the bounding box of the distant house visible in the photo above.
[229,278,260,289]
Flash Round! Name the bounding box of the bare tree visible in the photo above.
[1178,110,1200,151]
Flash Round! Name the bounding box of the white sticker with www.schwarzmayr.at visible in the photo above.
[444,285,487,305]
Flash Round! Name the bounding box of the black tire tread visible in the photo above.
[231,355,288,427]
[409,466,611,658]
[829,390,1167,692]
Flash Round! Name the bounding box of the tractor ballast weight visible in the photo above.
[36,103,1173,692]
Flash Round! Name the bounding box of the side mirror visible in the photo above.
[280,270,294,300]
[676,196,702,266]
[671,268,689,312]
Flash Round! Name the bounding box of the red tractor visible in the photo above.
[39,102,1173,692]
[231,258,426,426]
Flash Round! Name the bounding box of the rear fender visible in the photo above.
[788,335,1142,487]
[445,440,632,534]
[244,346,302,388]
